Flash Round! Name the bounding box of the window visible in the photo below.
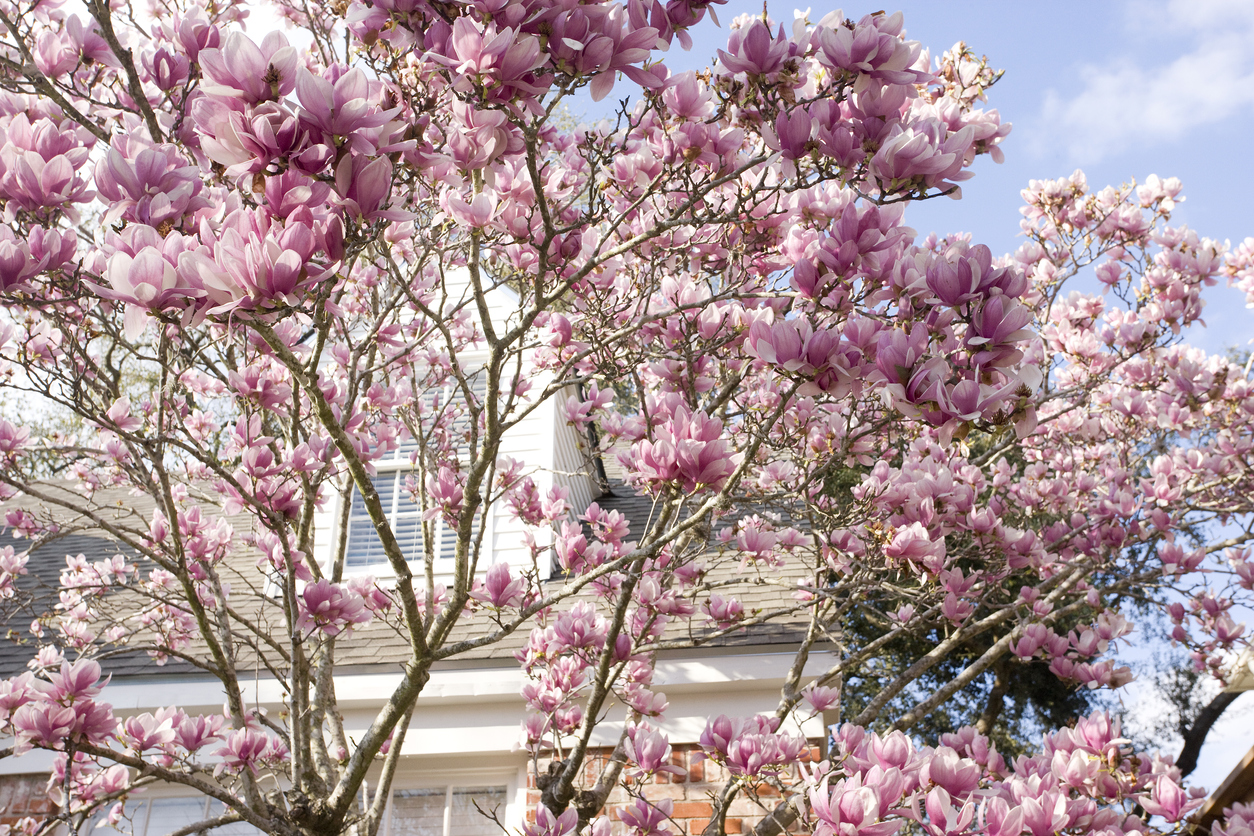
[91,798,262,836]
[387,785,507,836]
[344,374,488,571]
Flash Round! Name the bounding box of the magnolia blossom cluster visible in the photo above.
[806,713,1208,836]
[0,1,1248,836]
[0,660,279,821]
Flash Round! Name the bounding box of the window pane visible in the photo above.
[394,513,426,562]
[145,799,207,836]
[346,474,399,567]
[89,801,145,836]
[448,787,506,836]
[207,801,264,836]
[437,516,481,566]
[391,788,447,836]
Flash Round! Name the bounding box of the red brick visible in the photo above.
[687,816,742,836]
[671,801,714,819]
[686,759,705,783]
[644,784,686,800]
[669,751,687,783]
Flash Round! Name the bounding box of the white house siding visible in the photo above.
[550,389,598,516]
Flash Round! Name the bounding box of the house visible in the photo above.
[0,387,831,836]
[1193,654,1254,832]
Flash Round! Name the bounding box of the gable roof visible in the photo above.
[0,480,813,681]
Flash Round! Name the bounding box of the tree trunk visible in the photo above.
[975,659,1011,736]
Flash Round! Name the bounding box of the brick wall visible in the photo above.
[0,774,54,829]
[525,744,821,836]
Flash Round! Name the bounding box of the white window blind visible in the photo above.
[92,798,263,836]
[90,786,507,836]
[387,785,506,836]
[344,374,488,570]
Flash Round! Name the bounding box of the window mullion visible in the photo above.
[443,785,453,836]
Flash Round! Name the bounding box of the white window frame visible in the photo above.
[91,795,262,836]
[381,768,522,836]
[90,768,523,836]
[338,369,493,579]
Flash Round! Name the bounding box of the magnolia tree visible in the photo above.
[0,2,1251,836]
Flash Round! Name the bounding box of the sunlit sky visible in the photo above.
[246,0,1254,787]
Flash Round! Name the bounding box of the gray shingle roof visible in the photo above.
[0,480,810,682]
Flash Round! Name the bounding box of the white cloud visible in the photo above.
[1035,0,1254,163]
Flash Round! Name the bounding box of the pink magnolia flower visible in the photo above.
[436,18,550,106]
[921,786,976,836]
[810,776,902,836]
[874,324,930,387]
[884,522,945,575]
[212,727,275,776]
[173,713,226,752]
[0,146,95,219]
[0,224,75,290]
[0,419,30,454]
[199,31,299,104]
[443,189,499,229]
[702,593,745,628]
[801,683,841,714]
[94,138,208,227]
[295,66,397,143]
[447,101,519,171]
[869,125,973,194]
[471,562,526,609]
[1018,791,1068,836]
[538,2,660,100]
[170,9,220,61]
[11,703,76,752]
[525,807,579,836]
[623,724,684,777]
[145,48,190,91]
[717,19,789,77]
[919,747,981,797]
[425,466,466,524]
[97,247,194,339]
[119,711,177,752]
[628,407,736,494]
[814,13,928,85]
[41,658,107,702]
[336,155,406,221]
[618,797,672,836]
[296,579,371,637]
[766,110,814,160]
[925,244,1020,306]
[979,798,1025,836]
[969,295,1033,357]
[744,317,814,372]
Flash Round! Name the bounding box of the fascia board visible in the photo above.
[93,648,838,713]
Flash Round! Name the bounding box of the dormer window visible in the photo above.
[342,374,487,573]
